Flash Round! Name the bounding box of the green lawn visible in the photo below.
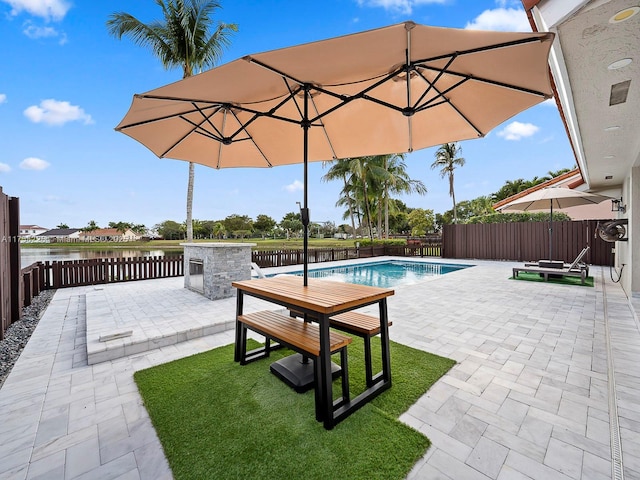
[135,338,455,480]
[511,271,594,287]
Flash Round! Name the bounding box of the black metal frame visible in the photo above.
[233,283,392,430]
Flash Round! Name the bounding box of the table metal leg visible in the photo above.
[234,290,244,363]
[379,299,392,385]
[318,314,334,429]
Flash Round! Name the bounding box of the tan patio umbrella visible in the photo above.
[499,187,612,260]
[116,20,555,284]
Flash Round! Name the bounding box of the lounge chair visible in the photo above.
[513,247,590,285]
[524,246,590,274]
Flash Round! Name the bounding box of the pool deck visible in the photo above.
[1,257,640,479]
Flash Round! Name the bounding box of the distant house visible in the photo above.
[78,228,141,242]
[493,169,615,221]
[37,228,82,243]
[19,225,48,238]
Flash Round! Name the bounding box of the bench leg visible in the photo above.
[314,358,323,422]
[340,347,350,402]
[236,322,248,364]
[363,336,374,388]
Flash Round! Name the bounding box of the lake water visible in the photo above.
[20,248,183,268]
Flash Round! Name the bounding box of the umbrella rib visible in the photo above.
[159,106,224,158]
[412,54,458,109]
[227,108,273,167]
[248,55,411,125]
[309,95,338,161]
[116,101,222,131]
[418,64,551,98]
[412,33,553,66]
[193,102,228,141]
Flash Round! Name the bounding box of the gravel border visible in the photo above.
[0,289,56,389]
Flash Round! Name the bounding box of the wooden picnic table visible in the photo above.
[232,275,394,429]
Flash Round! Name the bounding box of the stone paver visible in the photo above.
[0,257,639,479]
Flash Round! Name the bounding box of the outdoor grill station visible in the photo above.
[182,242,254,300]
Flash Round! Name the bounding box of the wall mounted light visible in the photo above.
[611,197,626,213]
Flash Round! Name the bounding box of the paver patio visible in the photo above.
[0,258,638,479]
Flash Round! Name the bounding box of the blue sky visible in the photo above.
[0,0,574,231]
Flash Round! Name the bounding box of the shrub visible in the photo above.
[466,212,571,224]
[358,239,406,247]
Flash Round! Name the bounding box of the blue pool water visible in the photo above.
[282,260,471,288]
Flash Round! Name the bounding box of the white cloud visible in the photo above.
[356,0,446,15]
[20,157,50,170]
[284,180,304,193]
[22,20,67,44]
[465,7,530,32]
[0,93,6,104]
[24,23,55,37]
[497,121,539,141]
[2,0,71,21]
[0,163,11,173]
[24,99,93,126]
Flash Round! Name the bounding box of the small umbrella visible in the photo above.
[116,21,555,284]
[499,187,612,260]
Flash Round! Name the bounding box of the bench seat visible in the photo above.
[289,309,392,387]
[238,310,352,358]
[235,310,352,410]
[330,311,392,335]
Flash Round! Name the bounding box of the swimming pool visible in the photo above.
[280,260,471,288]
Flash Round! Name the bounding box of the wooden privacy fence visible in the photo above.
[1,187,20,340]
[442,219,614,266]
[18,256,184,297]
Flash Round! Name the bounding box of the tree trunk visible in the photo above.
[384,185,389,239]
[186,161,195,242]
[363,185,374,241]
[344,176,357,238]
[450,172,457,224]
[377,200,382,239]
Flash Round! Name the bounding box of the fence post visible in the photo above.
[9,195,21,323]
[22,270,32,307]
[53,261,62,288]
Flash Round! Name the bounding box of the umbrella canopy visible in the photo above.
[116,21,555,283]
[499,187,612,260]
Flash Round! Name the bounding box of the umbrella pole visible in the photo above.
[268,87,337,393]
[302,87,310,286]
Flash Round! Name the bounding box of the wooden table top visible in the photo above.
[232,275,394,314]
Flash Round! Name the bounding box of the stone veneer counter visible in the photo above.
[181,242,255,300]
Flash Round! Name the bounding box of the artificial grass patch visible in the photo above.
[134,337,455,480]
[511,271,594,287]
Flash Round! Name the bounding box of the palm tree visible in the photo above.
[380,154,426,238]
[431,143,466,224]
[348,156,382,240]
[322,159,359,237]
[107,0,237,242]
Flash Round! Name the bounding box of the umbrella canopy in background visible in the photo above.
[499,187,612,260]
[116,20,555,285]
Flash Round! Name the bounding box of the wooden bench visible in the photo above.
[512,266,587,285]
[289,309,392,387]
[235,310,352,403]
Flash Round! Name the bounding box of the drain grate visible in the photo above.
[601,269,625,480]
